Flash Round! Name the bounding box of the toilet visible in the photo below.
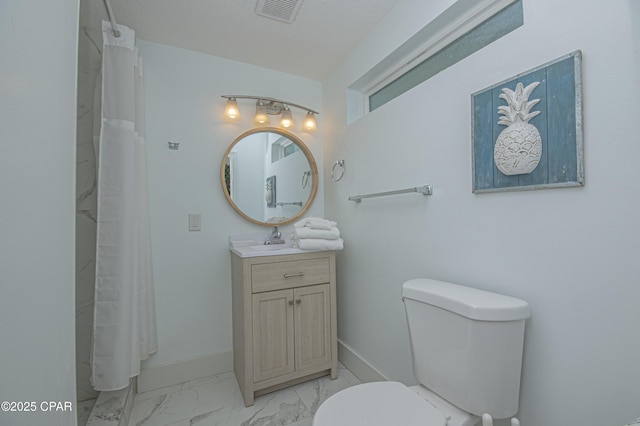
[313,278,530,426]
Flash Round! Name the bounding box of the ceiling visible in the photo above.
[81,0,403,81]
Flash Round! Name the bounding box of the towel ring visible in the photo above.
[331,159,345,182]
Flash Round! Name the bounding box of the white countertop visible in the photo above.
[229,232,327,258]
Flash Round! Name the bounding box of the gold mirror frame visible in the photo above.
[220,127,318,226]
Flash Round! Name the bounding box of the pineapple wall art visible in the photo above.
[472,51,584,193]
[494,81,542,175]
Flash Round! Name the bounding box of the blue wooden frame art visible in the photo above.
[472,50,584,193]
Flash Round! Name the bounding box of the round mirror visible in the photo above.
[220,127,318,226]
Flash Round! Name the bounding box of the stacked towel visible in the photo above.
[294,226,340,240]
[294,217,337,230]
[292,217,344,251]
[296,238,344,250]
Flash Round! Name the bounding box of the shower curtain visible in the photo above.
[91,21,157,391]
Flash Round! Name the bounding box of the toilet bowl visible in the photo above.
[313,278,530,426]
[313,381,479,426]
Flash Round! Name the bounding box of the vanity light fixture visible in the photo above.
[222,95,318,132]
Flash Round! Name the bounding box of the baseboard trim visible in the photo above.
[337,339,388,383]
[137,343,383,394]
[137,351,233,393]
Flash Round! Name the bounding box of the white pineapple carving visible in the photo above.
[494,81,542,175]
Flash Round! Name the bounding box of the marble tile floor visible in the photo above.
[128,364,362,426]
[78,398,97,425]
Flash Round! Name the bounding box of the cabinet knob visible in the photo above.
[296,299,302,304]
[288,300,294,306]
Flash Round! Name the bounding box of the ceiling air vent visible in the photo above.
[255,0,304,24]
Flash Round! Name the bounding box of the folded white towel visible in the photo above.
[293,226,340,240]
[295,237,344,251]
[294,217,337,230]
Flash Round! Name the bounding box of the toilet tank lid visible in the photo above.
[402,278,531,321]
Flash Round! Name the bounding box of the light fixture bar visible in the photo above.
[221,95,319,115]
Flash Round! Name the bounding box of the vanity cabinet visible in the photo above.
[231,251,337,407]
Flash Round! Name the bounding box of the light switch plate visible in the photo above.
[188,213,201,231]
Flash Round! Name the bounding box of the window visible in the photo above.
[348,0,523,122]
[271,137,300,163]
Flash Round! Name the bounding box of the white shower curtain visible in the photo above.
[91,21,157,391]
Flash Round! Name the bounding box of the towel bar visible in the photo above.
[276,201,303,206]
[348,185,432,203]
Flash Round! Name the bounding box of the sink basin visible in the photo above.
[230,233,324,258]
[249,242,295,251]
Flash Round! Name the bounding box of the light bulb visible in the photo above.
[254,100,270,125]
[280,106,294,128]
[224,98,240,120]
[303,111,316,132]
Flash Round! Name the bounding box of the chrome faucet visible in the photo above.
[266,226,284,245]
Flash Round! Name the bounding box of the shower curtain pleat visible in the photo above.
[91,21,157,392]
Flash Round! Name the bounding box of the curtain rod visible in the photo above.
[102,0,121,37]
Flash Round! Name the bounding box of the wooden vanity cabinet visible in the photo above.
[231,251,338,407]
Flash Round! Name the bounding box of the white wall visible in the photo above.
[137,41,324,368]
[0,1,78,425]
[323,0,640,425]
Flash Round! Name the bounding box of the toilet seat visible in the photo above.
[312,381,447,426]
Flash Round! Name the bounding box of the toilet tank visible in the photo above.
[402,278,530,419]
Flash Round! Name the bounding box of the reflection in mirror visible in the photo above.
[221,128,318,226]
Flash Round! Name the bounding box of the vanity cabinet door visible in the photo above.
[252,289,295,382]
[294,284,331,372]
